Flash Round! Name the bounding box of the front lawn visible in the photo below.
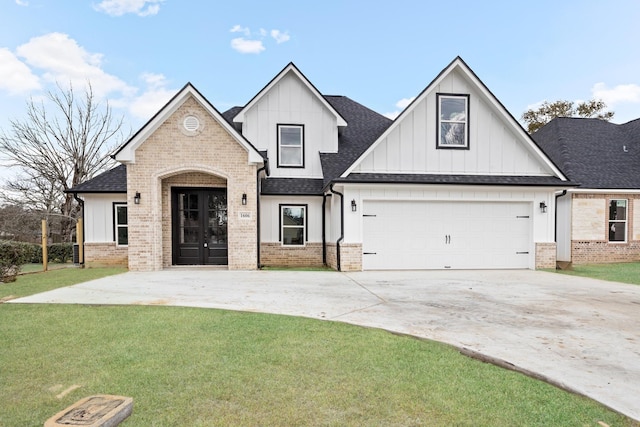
[1,268,636,426]
[555,262,640,285]
[1,266,126,300]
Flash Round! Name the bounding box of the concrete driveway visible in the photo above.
[10,268,640,421]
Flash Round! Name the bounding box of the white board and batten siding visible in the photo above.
[352,68,554,177]
[240,72,339,179]
[82,194,127,242]
[259,196,324,243]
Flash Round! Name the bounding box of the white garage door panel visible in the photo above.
[362,201,531,270]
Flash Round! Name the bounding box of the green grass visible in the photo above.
[0,268,637,426]
[20,262,74,274]
[554,262,640,285]
[1,266,127,300]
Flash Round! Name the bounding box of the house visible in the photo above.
[67,57,571,271]
[533,117,640,264]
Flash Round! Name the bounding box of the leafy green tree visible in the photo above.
[522,99,614,134]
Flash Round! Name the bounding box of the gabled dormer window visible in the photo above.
[437,94,469,149]
[278,124,304,167]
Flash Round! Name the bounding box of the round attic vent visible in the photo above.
[183,115,200,132]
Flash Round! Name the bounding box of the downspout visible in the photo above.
[322,193,332,266]
[256,163,267,269]
[72,192,85,266]
[329,183,344,271]
[554,190,568,242]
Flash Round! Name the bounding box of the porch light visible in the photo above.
[134,192,141,205]
[351,199,357,212]
[242,193,247,205]
[539,201,547,213]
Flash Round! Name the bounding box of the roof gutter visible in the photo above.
[554,190,568,242]
[256,159,269,269]
[322,193,332,266]
[329,183,344,271]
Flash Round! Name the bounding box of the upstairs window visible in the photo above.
[608,199,627,242]
[114,203,128,246]
[437,94,469,149]
[280,205,306,246]
[278,124,304,167]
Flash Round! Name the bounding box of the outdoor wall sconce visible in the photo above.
[351,199,357,212]
[242,193,247,205]
[539,201,547,213]
[134,192,141,205]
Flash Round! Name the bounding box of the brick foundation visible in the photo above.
[572,241,640,264]
[260,242,323,267]
[535,242,556,269]
[325,243,362,271]
[84,242,128,267]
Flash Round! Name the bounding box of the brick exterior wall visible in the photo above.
[571,193,640,265]
[325,243,362,271]
[84,242,128,267]
[260,243,323,267]
[535,242,556,269]
[126,96,258,271]
[572,241,640,264]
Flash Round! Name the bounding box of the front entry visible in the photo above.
[172,188,228,265]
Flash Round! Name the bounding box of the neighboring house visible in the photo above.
[533,117,640,264]
[67,57,571,272]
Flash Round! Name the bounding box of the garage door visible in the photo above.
[362,201,532,270]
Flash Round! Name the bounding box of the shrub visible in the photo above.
[0,240,31,282]
[47,243,74,263]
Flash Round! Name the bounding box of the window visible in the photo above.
[437,94,469,149]
[114,204,128,246]
[280,205,306,246]
[278,124,304,167]
[608,199,627,242]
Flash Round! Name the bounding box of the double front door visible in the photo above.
[172,188,228,265]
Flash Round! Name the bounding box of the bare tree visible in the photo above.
[0,82,126,242]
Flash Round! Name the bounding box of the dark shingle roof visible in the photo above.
[66,164,127,193]
[320,96,393,188]
[261,178,324,195]
[533,117,640,189]
[334,173,569,187]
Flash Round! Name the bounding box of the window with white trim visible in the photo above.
[114,204,128,246]
[280,205,306,246]
[608,199,627,242]
[437,94,469,149]
[278,124,304,167]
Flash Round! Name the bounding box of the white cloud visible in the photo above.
[383,97,415,119]
[271,30,290,44]
[230,38,265,54]
[94,0,162,17]
[124,73,175,121]
[229,25,251,37]
[15,32,134,99]
[0,48,40,95]
[229,26,290,54]
[15,0,28,6]
[592,82,640,105]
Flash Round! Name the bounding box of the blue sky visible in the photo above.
[1,0,640,139]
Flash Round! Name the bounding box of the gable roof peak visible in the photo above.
[232,62,347,127]
[113,81,263,164]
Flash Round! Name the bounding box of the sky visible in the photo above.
[1,0,640,146]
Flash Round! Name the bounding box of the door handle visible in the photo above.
[445,235,451,244]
